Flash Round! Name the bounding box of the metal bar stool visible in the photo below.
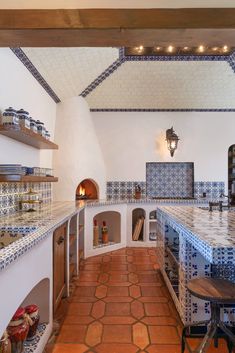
[181,278,235,353]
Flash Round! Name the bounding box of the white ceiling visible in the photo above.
[23,47,119,100]
[20,47,235,110]
[1,0,235,8]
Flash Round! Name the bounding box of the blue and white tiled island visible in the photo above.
[156,206,235,326]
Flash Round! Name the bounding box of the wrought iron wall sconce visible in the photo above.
[166,127,179,157]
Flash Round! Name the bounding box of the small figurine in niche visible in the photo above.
[134,184,141,199]
[101,221,109,244]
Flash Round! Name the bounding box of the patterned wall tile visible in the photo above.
[146,162,194,198]
[0,182,52,216]
[106,180,225,200]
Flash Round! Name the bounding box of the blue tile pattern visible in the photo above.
[146,162,194,198]
[157,207,235,325]
[0,202,81,271]
[106,180,225,201]
[106,181,146,200]
[194,181,225,199]
[0,182,52,216]
[10,48,60,103]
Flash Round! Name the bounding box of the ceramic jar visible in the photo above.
[25,305,40,340]
[2,107,19,126]
[7,307,29,353]
[30,118,37,133]
[0,331,11,353]
[36,120,46,137]
[17,109,30,129]
[45,130,50,140]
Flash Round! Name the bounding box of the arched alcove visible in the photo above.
[93,211,121,247]
[132,208,146,241]
[76,178,99,200]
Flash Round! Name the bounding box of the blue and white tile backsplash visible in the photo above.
[0,182,52,216]
[146,162,194,198]
[106,180,225,200]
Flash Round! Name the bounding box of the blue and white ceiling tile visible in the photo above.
[22,47,119,100]
[11,47,235,110]
[86,60,235,110]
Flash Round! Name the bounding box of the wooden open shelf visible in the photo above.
[0,124,58,149]
[0,175,58,183]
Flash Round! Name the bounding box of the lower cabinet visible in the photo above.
[53,222,67,313]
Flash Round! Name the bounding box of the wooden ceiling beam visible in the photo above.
[1,9,235,47]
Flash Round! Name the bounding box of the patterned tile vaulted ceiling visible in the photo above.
[16,47,235,111]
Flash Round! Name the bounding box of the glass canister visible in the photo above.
[7,308,29,353]
[2,107,19,126]
[16,109,30,129]
[36,120,46,137]
[0,331,11,353]
[19,189,42,212]
[29,118,37,133]
[25,305,40,340]
[45,130,50,140]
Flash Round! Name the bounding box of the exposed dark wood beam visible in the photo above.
[0,9,235,47]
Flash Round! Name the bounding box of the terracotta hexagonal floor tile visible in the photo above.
[128,273,139,284]
[95,285,108,299]
[51,343,88,353]
[56,325,87,343]
[129,285,141,298]
[102,324,132,343]
[141,286,164,297]
[131,300,145,319]
[106,302,131,316]
[95,343,138,353]
[63,315,94,325]
[148,325,180,344]
[85,321,103,347]
[79,272,99,282]
[67,303,92,316]
[127,256,134,263]
[74,286,96,297]
[103,255,111,263]
[107,286,129,297]
[146,344,181,353]
[144,303,171,316]
[98,273,109,283]
[132,322,150,350]
[109,273,128,283]
[100,316,136,325]
[103,296,133,303]
[141,316,178,326]
[91,300,106,319]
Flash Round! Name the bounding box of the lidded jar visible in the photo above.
[36,120,46,137]
[17,109,30,129]
[7,307,29,353]
[29,118,37,133]
[0,331,11,353]
[25,305,40,340]
[45,130,50,140]
[2,107,19,126]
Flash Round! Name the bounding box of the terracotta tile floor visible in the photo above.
[49,248,230,353]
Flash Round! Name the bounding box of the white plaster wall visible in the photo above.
[0,48,56,168]
[92,111,235,184]
[53,96,106,201]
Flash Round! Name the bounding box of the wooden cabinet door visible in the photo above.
[53,223,66,313]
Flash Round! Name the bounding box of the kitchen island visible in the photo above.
[156,206,235,326]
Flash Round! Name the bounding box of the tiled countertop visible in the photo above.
[0,201,85,271]
[157,206,235,264]
[0,199,216,271]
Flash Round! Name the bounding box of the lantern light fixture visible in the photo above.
[166,127,180,157]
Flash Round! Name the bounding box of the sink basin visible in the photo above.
[0,226,37,249]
